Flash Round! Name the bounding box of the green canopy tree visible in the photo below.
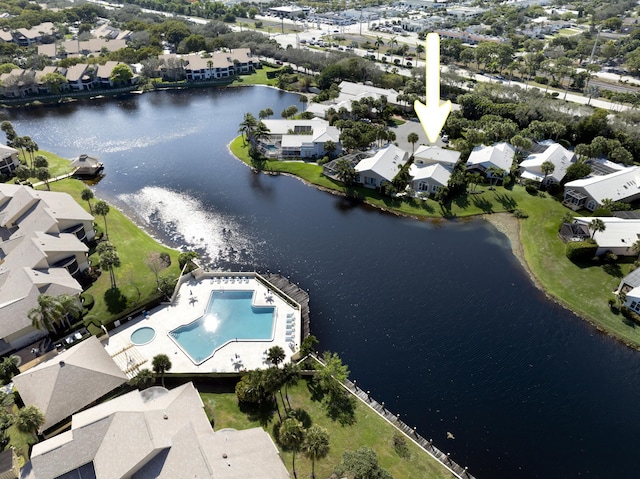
[36,167,51,190]
[152,354,172,388]
[28,294,63,333]
[15,405,44,434]
[110,63,133,85]
[302,425,330,479]
[278,417,305,479]
[94,200,110,239]
[335,447,393,479]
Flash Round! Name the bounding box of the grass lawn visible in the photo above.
[201,379,453,479]
[231,66,281,87]
[45,178,181,324]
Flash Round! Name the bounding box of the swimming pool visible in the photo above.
[131,326,156,345]
[169,290,275,364]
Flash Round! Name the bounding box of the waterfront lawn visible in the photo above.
[201,379,453,479]
[16,150,74,180]
[232,67,280,87]
[48,178,180,323]
[519,194,640,346]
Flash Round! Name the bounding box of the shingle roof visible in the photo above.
[13,337,127,432]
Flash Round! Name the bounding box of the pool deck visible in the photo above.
[102,273,301,376]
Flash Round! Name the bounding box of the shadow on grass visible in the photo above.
[104,288,127,314]
[238,400,276,427]
[324,389,357,426]
[602,263,623,278]
[454,193,470,209]
[493,192,518,210]
[472,196,494,213]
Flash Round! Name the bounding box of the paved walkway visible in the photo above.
[31,168,78,188]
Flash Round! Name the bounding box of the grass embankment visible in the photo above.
[231,138,640,348]
[202,379,452,479]
[21,151,182,326]
[231,66,281,87]
[48,178,180,323]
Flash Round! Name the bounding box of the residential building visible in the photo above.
[355,144,408,188]
[0,69,36,98]
[563,166,640,211]
[0,144,20,177]
[409,162,451,196]
[0,184,94,354]
[466,142,516,179]
[166,48,259,81]
[519,140,575,185]
[571,216,640,256]
[66,64,94,91]
[38,39,128,60]
[22,382,291,479]
[13,22,55,46]
[260,118,341,159]
[618,268,640,314]
[13,336,128,434]
[413,145,460,170]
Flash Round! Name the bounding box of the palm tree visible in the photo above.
[56,294,82,328]
[253,121,271,148]
[589,218,606,239]
[129,368,155,389]
[97,241,120,289]
[152,354,172,388]
[28,294,63,333]
[15,405,45,434]
[94,200,110,239]
[279,417,305,479]
[541,161,555,184]
[486,166,505,189]
[584,85,600,106]
[375,36,384,60]
[81,188,94,214]
[36,167,50,190]
[267,345,286,367]
[416,43,425,60]
[632,239,640,259]
[238,112,258,146]
[302,425,330,479]
[407,132,419,154]
[281,361,300,409]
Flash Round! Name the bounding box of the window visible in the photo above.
[587,200,597,211]
[432,185,440,192]
[418,182,429,192]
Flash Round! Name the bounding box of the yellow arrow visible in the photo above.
[414,33,451,144]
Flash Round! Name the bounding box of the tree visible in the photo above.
[279,417,305,479]
[335,447,393,479]
[319,351,349,394]
[97,241,121,289]
[15,405,44,434]
[416,43,425,59]
[178,250,199,273]
[157,275,178,300]
[0,356,20,385]
[28,294,62,332]
[541,161,555,182]
[632,240,640,259]
[129,368,155,389]
[334,159,356,185]
[324,140,337,159]
[152,354,172,388]
[588,218,606,239]
[1,121,17,147]
[267,345,286,367]
[33,155,48,168]
[302,425,330,479]
[14,165,30,181]
[300,335,318,357]
[81,187,94,214]
[40,72,67,94]
[56,294,82,328]
[259,108,273,120]
[145,251,170,285]
[36,167,51,190]
[238,112,257,146]
[375,36,384,60]
[235,369,269,404]
[407,132,419,154]
[110,63,133,85]
[94,200,110,239]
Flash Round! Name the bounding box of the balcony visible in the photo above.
[52,255,80,277]
[62,224,87,242]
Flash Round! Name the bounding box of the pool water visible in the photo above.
[131,326,156,345]
[169,290,274,364]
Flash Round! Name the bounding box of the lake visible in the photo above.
[5,86,640,479]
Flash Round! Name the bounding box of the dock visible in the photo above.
[260,273,311,339]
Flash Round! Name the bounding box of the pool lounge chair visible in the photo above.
[244,276,250,283]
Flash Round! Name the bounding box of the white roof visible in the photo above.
[520,141,574,182]
[337,81,399,105]
[409,162,451,185]
[466,142,515,172]
[565,166,640,204]
[572,216,640,250]
[261,118,330,135]
[413,145,460,169]
[356,145,408,182]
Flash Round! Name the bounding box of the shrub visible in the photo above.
[601,250,618,263]
[592,208,613,217]
[547,182,561,196]
[81,293,94,311]
[566,240,598,261]
[393,433,410,458]
[513,209,528,218]
[525,184,538,195]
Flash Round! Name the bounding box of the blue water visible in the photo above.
[169,290,274,364]
[130,326,156,345]
[8,87,640,478]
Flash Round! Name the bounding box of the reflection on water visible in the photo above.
[118,186,255,266]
